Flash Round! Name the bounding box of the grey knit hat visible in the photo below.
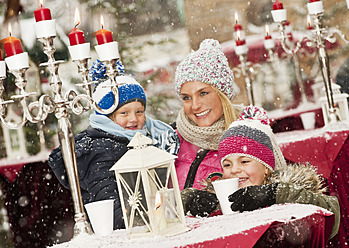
[174,39,235,100]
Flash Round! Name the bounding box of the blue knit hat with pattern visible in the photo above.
[92,75,146,115]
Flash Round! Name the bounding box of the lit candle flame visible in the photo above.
[74,7,81,27]
[155,191,162,210]
[8,23,12,37]
[39,0,43,7]
[234,11,239,24]
[265,24,270,36]
[236,30,241,41]
[307,15,312,27]
[100,15,104,29]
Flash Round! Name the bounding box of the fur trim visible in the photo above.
[268,163,327,194]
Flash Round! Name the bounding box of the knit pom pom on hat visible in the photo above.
[175,39,235,100]
[92,75,146,115]
[218,106,275,171]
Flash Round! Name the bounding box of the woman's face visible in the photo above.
[111,101,145,130]
[180,81,223,127]
[222,155,269,188]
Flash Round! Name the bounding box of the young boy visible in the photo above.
[183,106,340,239]
[48,64,179,230]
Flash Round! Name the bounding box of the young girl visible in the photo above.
[183,106,340,239]
[48,62,179,230]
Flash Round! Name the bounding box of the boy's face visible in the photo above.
[180,81,223,127]
[111,101,145,130]
[222,155,269,188]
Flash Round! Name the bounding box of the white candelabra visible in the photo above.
[0,14,122,238]
[272,0,349,123]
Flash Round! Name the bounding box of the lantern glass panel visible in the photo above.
[119,171,149,227]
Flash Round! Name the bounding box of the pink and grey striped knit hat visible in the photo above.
[218,106,275,171]
[174,39,235,100]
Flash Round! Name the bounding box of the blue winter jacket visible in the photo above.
[48,126,128,229]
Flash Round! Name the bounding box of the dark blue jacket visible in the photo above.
[48,126,128,229]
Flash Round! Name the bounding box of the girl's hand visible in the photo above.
[228,183,278,212]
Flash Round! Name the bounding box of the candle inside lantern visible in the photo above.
[154,191,167,232]
[34,0,52,22]
[1,23,24,57]
[273,0,284,10]
[234,12,242,31]
[69,8,86,46]
[95,15,113,45]
[264,24,272,40]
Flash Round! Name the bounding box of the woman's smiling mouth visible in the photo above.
[195,109,210,117]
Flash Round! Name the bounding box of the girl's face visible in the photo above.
[222,155,269,188]
[111,101,145,130]
[180,81,223,127]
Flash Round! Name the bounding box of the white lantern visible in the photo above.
[110,132,189,238]
[319,84,349,125]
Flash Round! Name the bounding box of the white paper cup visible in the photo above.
[300,112,316,130]
[85,199,114,236]
[212,178,239,215]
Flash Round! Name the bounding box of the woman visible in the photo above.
[174,39,286,190]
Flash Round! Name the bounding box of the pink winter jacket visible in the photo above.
[175,131,223,190]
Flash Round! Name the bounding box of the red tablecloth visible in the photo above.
[276,126,349,247]
[0,151,51,182]
[276,128,349,178]
[50,204,334,248]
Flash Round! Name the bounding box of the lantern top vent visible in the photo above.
[128,132,153,149]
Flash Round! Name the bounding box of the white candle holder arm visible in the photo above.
[232,53,261,106]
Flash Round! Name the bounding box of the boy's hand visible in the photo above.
[185,190,219,217]
[228,183,278,212]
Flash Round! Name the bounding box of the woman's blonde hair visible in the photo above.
[211,86,240,129]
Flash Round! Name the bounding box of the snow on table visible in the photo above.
[49,203,333,248]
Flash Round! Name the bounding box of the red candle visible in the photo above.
[234,12,242,31]
[265,25,272,39]
[234,23,242,31]
[96,15,113,45]
[273,1,284,10]
[2,36,24,57]
[34,0,52,22]
[69,28,86,46]
[69,8,86,46]
[96,29,113,45]
[309,0,319,2]
[235,39,246,46]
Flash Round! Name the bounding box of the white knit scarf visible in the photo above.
[176,109,225,150]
